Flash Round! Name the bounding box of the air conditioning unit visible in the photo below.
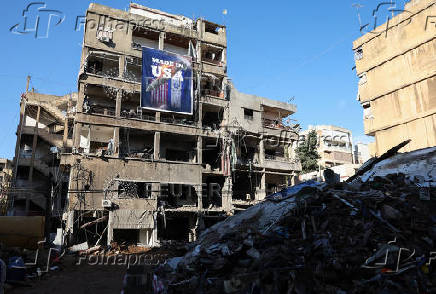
[102,199,112,208]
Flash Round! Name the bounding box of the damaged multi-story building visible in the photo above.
[353,0,436,156]
[300,125,354,168]
[11,91,76,220]
[10,3,301,247]
[0,158,13,214]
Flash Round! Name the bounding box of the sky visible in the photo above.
[0,0,407,159]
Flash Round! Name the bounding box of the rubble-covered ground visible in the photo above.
[152,145,436,294]
[3,144,436,294]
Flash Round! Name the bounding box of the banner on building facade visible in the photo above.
[141,47,193,115]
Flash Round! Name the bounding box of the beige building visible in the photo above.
[353,0,436,156]
[11,3,301,246]
[301,125,354,168]
[0,159,12,189]
[354,142,371,164]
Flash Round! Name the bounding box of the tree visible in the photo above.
[296,130,320,173]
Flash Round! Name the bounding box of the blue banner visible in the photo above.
[141,47,193,114]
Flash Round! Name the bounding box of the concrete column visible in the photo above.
[258,172,266,201]
[66,210,75,234]
[197,41,202,62]
[113,127,120,157]
[222,48,227,65]
[62,118,69,147]
[73,123,82,150]
[152,212,158,246]
[63,95,71,148]
[115,89,122,117]
[197,136,202,164]
[198,103,203,128]
[151,183,160,199]
[107,211,113,246]
[158,32,165,50]
[188,215,196,242]
[77,83,85,113]
[195,185,202,210]
[155,111,161,122]
[153,132,160,160]
[119,55,125,79]
[221,176,233,211]
[259,135,265,165]
[28,105,41,181]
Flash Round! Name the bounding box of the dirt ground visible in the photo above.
[6,255,126,294]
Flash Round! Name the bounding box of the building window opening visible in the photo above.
[244,108,254,120]
[113,229,139,244]
[85,52,119,78]
[124,56,141,83]
[118,181,152,199]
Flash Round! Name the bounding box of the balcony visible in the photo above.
[263,155,301,171]
[120,108,156,122]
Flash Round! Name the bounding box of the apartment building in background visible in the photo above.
[0,159,12,189]
[354,142,370,164]
[9,3,301,247]
[300,125,354,168]
[353,0,436,156]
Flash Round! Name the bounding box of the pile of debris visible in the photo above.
[153,144,436,293]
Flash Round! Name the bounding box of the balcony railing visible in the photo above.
[88,105,116,117]
[160,116,195,126]
[121,109,156,122]
[265,154,287,161]
[262,119,292,131]
[201,89,224,98]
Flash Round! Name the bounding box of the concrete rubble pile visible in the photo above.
[151,144,436,294]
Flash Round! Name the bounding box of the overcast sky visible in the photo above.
[0,0,406,158]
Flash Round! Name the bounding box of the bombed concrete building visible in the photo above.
[11,91,76,218]
[10,3,301,247]
[353,0,436,156]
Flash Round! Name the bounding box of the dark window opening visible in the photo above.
[118,181,152,199]
[157,215,189,241]
[166,149,189,162]
[202,176,224,208]
[87,59,103,74]
[85,53,119,78]
[205,23,220,34]
[244,108,254,120]
[113,229,139,244]
[202,110,223,130]
[159,184,197,207]
[203,139,222,171]
[240,146,256,163]
[232,172,259,201]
